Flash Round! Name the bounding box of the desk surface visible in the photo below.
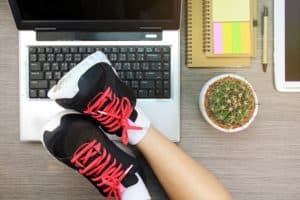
[1,0,300,199]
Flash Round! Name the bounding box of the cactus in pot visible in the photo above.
[205,77,256,129]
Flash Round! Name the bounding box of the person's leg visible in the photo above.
[137,126,233,200]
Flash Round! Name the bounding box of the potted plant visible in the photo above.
[199,74,258,132]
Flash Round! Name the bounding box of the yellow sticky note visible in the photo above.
[240,22,251,53]
[223,23,233,53]
[212,0,250,22]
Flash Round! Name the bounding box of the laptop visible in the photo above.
[8,0,182,142]
[274,0,300,92]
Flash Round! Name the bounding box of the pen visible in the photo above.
[262,7,268,72]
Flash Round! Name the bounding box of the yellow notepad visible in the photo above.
[186,0,252,67]
[203,0,257,57]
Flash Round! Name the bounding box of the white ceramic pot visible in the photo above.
[199,74,258,133]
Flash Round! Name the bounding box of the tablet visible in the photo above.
[274,0,300,92]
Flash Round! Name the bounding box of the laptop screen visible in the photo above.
[9,0,181,30]
[17,0,173,20]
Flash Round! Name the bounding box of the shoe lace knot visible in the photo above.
[71,139,133,200]
[84,87,142,145]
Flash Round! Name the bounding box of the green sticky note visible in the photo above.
[232,22,242,54]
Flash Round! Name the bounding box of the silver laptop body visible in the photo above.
[9,0,182,142]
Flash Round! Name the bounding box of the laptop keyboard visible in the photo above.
[28,46,171,99]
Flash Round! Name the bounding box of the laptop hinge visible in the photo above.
[36,31,162,41]
[140,27,163,31]
[35,27,57,31]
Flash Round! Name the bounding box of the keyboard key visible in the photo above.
[65,54,73,62]
[69,63,77,69]
[149,89,155,97]
[120,47,127,53]
[132,63,140,71]
[54,72,62,80]
[37,47,45,53]
[51,63,59,71]
[30,54,37,62]
[156,80,163,89]
[145,47,153,53]
[131,81,139,88]
[30,72,44,80]
[112,47,119,53]
[128,54,136,61]
[163,72,170,79]
[49,80,57,88]
[30,80,47,89]
[154,47,161,53]
[138,90,148,97]
[128,47,136,52]
[145,72,162,80]
[162,47,170,53]
[123,63,131,70]
[56,54,64,62]
[126,72,134,80]
[29,89,37,98]
[155,89,163,96]
[164,89,170,97]
[45,72,52,80]
[70,47,78,53]
[47,54,55,62]
[38,54,46,62]
[87,47,95,53]
[42,63,50,71]
[164,80,170,89]
[45,47,53,53]
[135,72,143,80]
[54,47,61,53]
[137,54,145,61]
[140,81,155,89]
[38,89,46,98]
[60,63,68,71]
[118,54,127,61]
[163,54,170,62]
[109,54,117,62]
[137,47,144,53]
[74,54,82,62]
[114,62,122,70]
[29,47,37,53]
[163,63,170,70]
[150,62,162,70]
[146,54,161,62]
[30,63,41,71]
[103,47,111,53]
[62,47,69,53]
[141,63,150,70]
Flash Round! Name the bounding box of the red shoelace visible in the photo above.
[84,87,142,145]
[71,139,133,200]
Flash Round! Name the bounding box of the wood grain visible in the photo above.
[1,0,300,199]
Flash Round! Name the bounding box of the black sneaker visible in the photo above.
[42,111,150,200]
[48,51,150,145]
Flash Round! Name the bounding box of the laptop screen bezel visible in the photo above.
[8,0,181,31]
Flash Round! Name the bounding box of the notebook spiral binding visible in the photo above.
[186,0,193,64]
[203,0,211,53]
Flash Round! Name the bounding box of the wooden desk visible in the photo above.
[1,0,300,199]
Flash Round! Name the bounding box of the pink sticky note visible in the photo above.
[213,23,223,54]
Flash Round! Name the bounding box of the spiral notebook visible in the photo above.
[186,0,256,67]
